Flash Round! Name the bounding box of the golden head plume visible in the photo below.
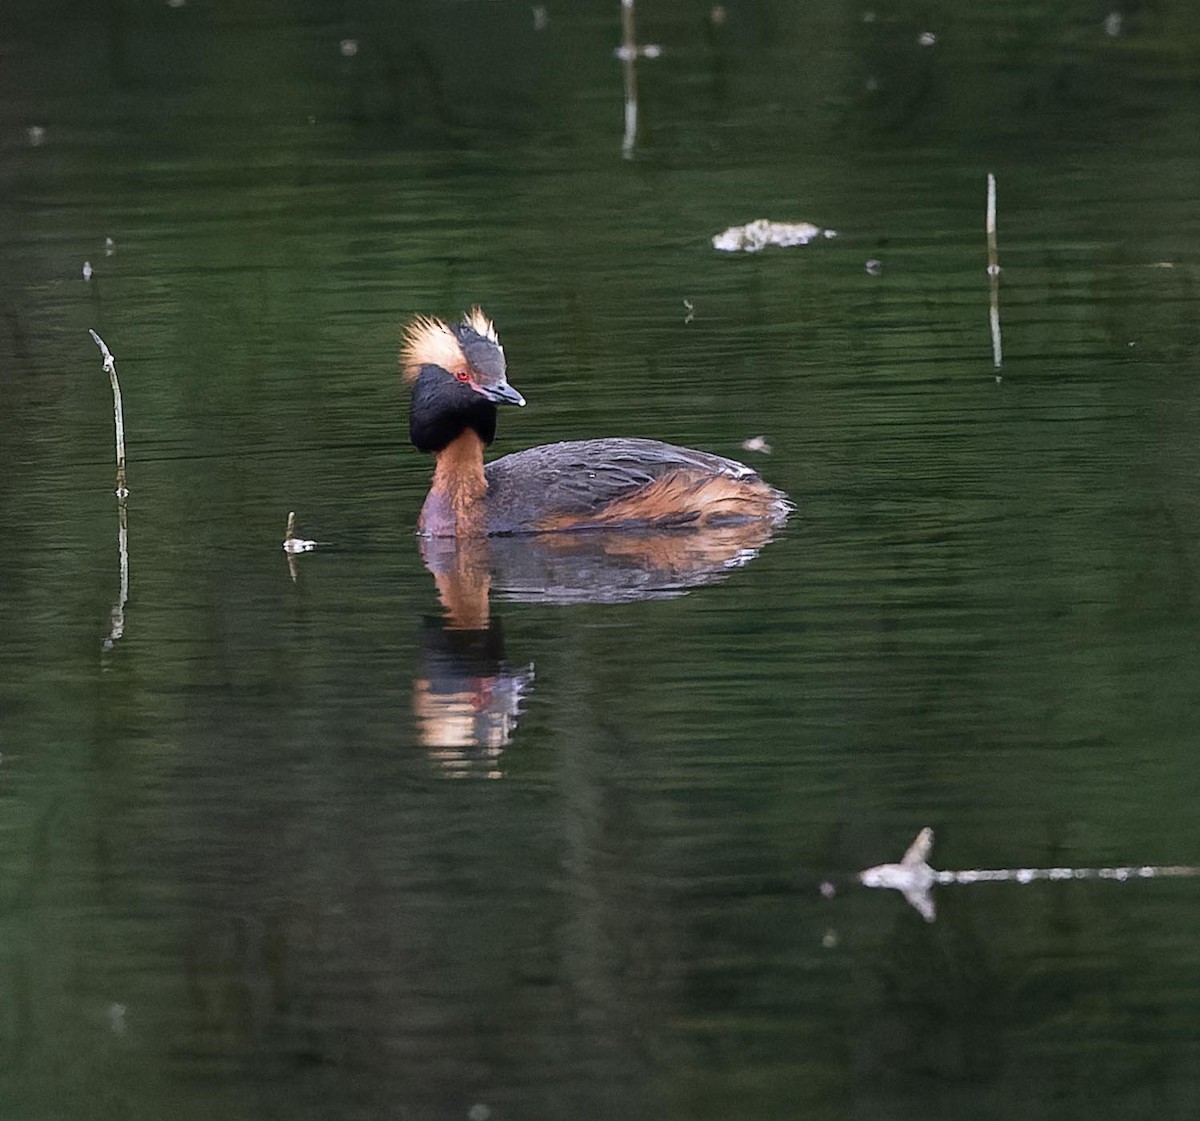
[462,305,498,343]
[401,307,500,385]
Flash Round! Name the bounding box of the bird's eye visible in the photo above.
[455,370,471,382]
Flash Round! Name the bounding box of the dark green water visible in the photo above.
[3,1,1200,1118]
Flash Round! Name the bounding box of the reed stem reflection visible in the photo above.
[102,495,129,653]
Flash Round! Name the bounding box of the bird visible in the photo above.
[403,308,792,538]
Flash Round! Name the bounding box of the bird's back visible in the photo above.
[483,438,790,534]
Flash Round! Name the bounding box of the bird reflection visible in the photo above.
[414,536,533,778]
[413,519,784,774]
[422,517,782,608]
[413,616,534,779]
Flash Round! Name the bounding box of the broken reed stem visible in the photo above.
[89,329,128,495]
[986,173,1002,370]
[89,329,130,652]
[986,173,998,271]
[621,0,638,158]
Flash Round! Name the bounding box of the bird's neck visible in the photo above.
[419,429,488,536]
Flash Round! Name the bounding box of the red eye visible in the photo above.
[455,370,471,383]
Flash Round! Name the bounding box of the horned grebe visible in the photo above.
[404,308,791,537]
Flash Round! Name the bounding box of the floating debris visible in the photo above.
[1104,11,1123,37]
[82,260,93,281]
[857,827,1200,923]
[712,219,835,253]
[615,43,662,60]
[865,258,882,275]
[682,298,695,325]
[283,511,321,554]
[917,31,937,46]
[105,236,115,256]
[859,828,938,920]
[339,38,358,57]
[710,5,726,26]
[283,511,325,583]
[27,125,46,146]
[167,0,186,7]
[532,5,548,30]
[741,436,771,455]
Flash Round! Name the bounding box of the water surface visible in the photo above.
[2,2,1200,1119]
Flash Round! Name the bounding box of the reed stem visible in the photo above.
[621,0,638,158]
[89,329,128,495]
[986,173,1002,370]
[986,172,998,270]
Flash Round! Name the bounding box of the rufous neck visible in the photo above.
[420,429,488,536]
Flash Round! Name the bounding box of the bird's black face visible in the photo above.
[405,315,527,453]
[409,366,497,453]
